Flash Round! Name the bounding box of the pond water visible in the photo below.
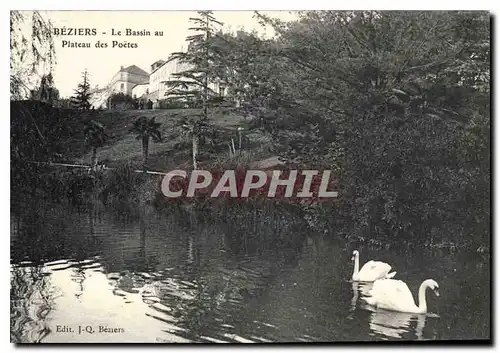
[10,201,490,343]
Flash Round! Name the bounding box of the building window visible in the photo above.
[120,83,124,92]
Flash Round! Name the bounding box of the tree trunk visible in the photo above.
[91,146,98,188]
[139,215,146,269]
[142,135,149,172]
[91,147,97,168]
[192,134,199,170]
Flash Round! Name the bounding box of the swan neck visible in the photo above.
[353,255,359,278]
[417,282,428,313]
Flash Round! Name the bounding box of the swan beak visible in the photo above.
[434,289,440,297]
[350,256,354,261]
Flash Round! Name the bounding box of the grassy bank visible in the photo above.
[64,108,273,173]
[12,103,293,222]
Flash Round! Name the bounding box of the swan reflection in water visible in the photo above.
[350,281,428,340]
[350,281,374,312]
[366,306,426,340]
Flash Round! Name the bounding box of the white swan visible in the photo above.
[363,278,439,314]
[351,250,396,282]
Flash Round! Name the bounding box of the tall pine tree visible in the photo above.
[166,11,223,169]
[166,11,223,114]
[72,69,91,110]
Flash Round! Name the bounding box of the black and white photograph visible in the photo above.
[9,8,491,344]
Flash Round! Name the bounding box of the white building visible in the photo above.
[88,87,109,109]
[95,56,228,110]
[148,58,190,105]
[148,57,223,108]
[131,83,149,99]
[109,65,149,96]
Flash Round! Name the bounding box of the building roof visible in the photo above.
[88,86,109,95]
[121,65,149,77]
[151,56,191,76]
[150,60,168,75]
[152,59,166,66]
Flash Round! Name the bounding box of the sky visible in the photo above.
[40,11,298,98]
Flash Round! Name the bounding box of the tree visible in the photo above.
[10,10,56,170]
[31,73,59,105]
[72,70,92,110]
[240,11,490,247]
[210,29,282,108]
[166,11,224,116]
[129,116,162,171]
[178,116,213,170]
[10,11,56,100]
[84,120,108,168]
[165,11,223,169]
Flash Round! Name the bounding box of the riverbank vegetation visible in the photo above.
[11,11,490,252]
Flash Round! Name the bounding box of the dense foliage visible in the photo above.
[10,11,56,100]
[30,73,59,105]
[110,92,136,110]
[214,11,490,248]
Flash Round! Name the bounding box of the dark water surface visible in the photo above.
[10,201,490,343]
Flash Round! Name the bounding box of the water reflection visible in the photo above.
[349,281,436,340]
[367,307,426,340]
[11,265,54,343]
[10,201,490,342]
[350,282,373,312]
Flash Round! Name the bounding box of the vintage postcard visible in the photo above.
[10,10,491,343]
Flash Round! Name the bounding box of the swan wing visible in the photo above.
[358,260,393,282]
[366,279,416,311]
